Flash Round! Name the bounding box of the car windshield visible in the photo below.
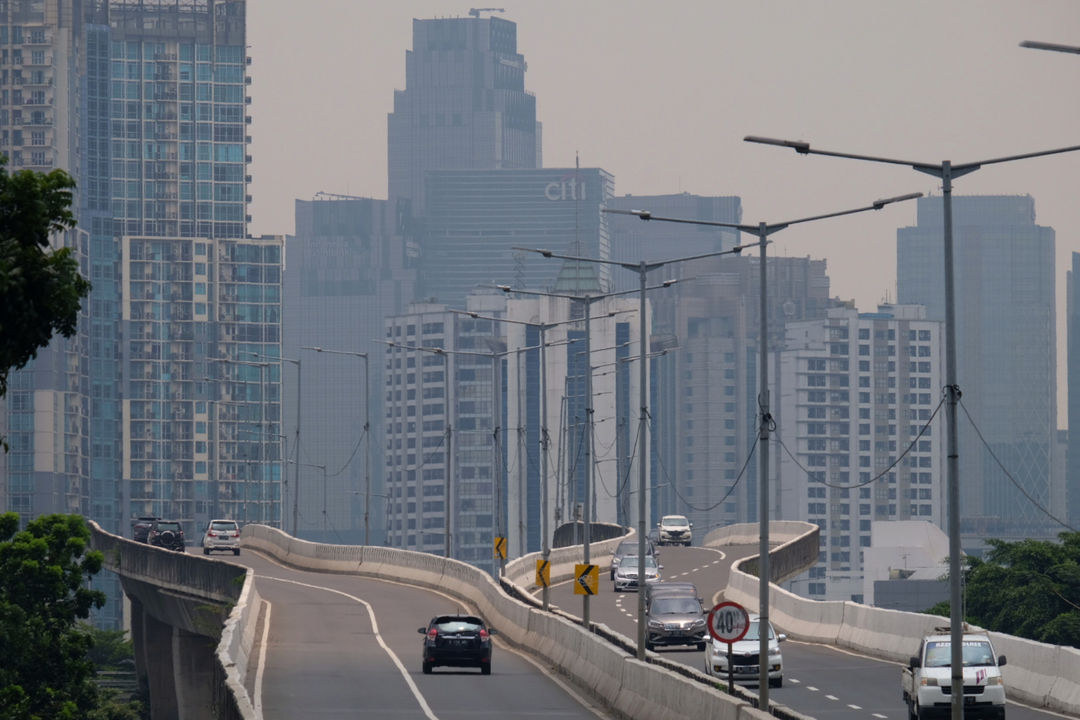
[740,620,775,641]
[651,597,701,615]
[662,517,689,527]
[433,616,484,633]
[924,640,996,668]
[620,556,657,569]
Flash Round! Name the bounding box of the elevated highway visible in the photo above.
[89,520,1080,720]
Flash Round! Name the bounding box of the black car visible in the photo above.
[418,614,496,675]
[131,515,160,543]
[147,520,185,551]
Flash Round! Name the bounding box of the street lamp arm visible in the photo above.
[747,134,1080,177]
[1021,39,1080,54]
[301,345,369,359]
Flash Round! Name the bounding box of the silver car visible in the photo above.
[201,519,240,555]
[613,554,662,592]
[704,614,786,687]
[609,538,657,580]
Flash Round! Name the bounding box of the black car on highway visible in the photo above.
[147,519,185,552]
[418,614,496,675]
[131,515,160,542]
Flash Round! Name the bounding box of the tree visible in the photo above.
[0,158,89,401]
[0,513,106,720]
[925,533,1080,648]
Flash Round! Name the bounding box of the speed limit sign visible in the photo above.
[707,601,750,643]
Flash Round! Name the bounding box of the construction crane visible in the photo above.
[469,8,505,17]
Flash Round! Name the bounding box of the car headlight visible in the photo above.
[690,619,706,629]
[920,677,939,687]
[769,648,782,658]
[986,676,1003,686]
[648,620,664,629]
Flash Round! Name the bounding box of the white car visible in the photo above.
[613,555,662,592]
[704,614,785,687]
[657,514,692,546]
[201,519,241,555]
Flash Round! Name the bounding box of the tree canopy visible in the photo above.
[0,513,106,720]
[927,532,1080,648]
[0,158,89,400]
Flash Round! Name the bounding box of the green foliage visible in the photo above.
[85,627,135,670]
[0,513,106,720]
[0,157,89,400]
[928,533,1080,648]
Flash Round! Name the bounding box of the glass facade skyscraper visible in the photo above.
[898,195,1057,541]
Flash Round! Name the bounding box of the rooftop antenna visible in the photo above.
[469,8,505,17]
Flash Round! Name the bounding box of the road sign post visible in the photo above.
[708,601,750,694]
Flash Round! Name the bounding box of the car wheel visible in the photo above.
[769,676,783,688]
[233,548,240,556]
[697,641,707,651]
[203,548,210,555]
[422,661,432,674]
[481,663,491,676]
[645,641,654,652]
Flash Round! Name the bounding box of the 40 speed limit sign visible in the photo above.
[707,601,750,643]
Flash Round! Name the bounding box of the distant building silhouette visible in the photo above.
[898,195,1059,542]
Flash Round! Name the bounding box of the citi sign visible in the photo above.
[544,175,587,201]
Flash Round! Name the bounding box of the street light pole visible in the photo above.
[606,192,920,698]
[251,352,301,537]
[745,133,1080,719]
[301,346,372,545]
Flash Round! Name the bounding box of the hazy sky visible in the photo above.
[247,1,1080,425]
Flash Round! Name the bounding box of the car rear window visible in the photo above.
[156,522,181,531]
[433,616,483,632]
[211,522,237,532]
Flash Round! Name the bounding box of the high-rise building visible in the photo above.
[648,255,833,532]
[0,1,274,627]
[1067,253,1080,526]
[776,304,945,602]
[419,167,614,308]
[281,195,415,543]
[898,195,1057,541]
[387,14,541,219]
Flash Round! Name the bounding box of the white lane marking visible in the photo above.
[825,694,839,701]
[806,686,819,692]
[848,704,862,710]
[261,575,439,720]
[872,714,888,718]
[788,678,801,684]
[253,599,271,719]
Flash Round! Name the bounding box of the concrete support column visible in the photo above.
[173,628,220,719]
[143,612,179,720]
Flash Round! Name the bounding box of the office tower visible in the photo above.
[647,255,832,533]
[1068,253,1080,526]
[419,167,614,308]
[898,195,1057,541]
[604,193,743,292]
[282,195,415,543]
[776,305,945,602]
[387,13,541,219]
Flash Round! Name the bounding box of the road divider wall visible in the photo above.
[712,521,1080,716]
[241,524,773,720]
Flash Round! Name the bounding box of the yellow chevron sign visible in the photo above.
[574,564,598,595]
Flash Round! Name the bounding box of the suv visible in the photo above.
[657,515,693,546]
[704,613,786,687]
[202,519,241,555]
[131,515,160,543]
[147,520,185,552]
[418,614,497,675]
[645,588,707,651]
[609,537,658,580]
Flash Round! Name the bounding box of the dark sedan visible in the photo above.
[419,614,496,675]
